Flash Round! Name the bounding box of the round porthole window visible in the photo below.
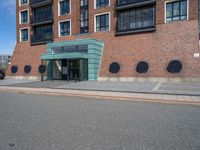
[109,62,120,74]
[39,65,46,74]
[136,61,149,74]
[24,65,31,74]
[167,60,182,73]
[11,65,18,74]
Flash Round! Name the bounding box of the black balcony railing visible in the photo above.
[31,15,53,25]
[30,0,52,7]
[116,0,156,10]
[31,34,53,45]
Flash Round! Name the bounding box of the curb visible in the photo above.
[0,86,200,106]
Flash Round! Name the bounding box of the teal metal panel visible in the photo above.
[41,38,104,81]
[41,52,88,60]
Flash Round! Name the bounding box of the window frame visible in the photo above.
[58,19,71,37]
[116,5,156,34]
[19,0,29,6]
[94,0,110,9]
[164,0,189,23]
[20,27,29,42]
[80,0,89,34]
[58,0,71,16]
[94,12,111,32]
[19,9,29,24]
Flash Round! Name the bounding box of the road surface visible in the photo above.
[0,92,200,150]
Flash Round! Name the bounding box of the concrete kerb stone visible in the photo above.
[0,86,200,106]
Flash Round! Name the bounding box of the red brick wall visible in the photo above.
[7,0,200,78]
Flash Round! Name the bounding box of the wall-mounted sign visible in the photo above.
[193,53,200,58]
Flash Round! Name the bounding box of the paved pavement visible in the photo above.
[0,86,200,105]
[0,92,200,150]
[0,78,37,86]
[2,79,200,96]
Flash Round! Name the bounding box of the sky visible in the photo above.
[0,0,16,55]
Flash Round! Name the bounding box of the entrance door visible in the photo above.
[69,59,80,81]
[62,59,68,80]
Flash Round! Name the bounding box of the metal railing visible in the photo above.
[31,15,53,24]
[116,0,155,7]
[30,0,52,5]
[31,34,53,44]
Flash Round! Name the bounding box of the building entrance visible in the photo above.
[52,59,88,81]
[68,59,80,81]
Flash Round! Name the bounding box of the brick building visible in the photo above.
[7,0,200,82]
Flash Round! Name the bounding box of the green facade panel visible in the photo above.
[41,38,104,81]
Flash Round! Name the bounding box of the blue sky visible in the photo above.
[0,0,16,55]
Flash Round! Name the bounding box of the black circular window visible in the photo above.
[24,65,31,74]
[11,65,18,74]
[136,61,149,74]
[167,60,182,73]
[109,62,120,74]
[39,65,46,74]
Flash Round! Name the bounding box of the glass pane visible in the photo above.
[60,0,70,15]
[136,9,142,28]
[117,5,155,32]
[173,2,180,16]
[166,3,172,18]
[180,0,187,16]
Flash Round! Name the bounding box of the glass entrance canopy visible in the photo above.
[41,39,104,81]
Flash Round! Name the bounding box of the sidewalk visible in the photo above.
[0,85,199,105]
[0,79,200,105]
[2,80,200,96]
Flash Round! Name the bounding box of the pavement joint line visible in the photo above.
[0,86,200,106]
[152,82,162,91]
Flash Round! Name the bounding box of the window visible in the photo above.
[166,0,188,22]
[59,0,70,16]
[20,0,28,5]
[59,20,71,36]
[80,0,88,6]
[116,5,155,33]
[95,0,109,8]
[80,0,89,34]
[32,25,53,43]
[95,13,110,32]
[20,28,28,42]
[33,5,52,23]
[20,10,28,24]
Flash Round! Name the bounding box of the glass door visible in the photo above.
[69,59,80,81]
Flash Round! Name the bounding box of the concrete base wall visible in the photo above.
[6,76,41,81]
[98,77,200,83]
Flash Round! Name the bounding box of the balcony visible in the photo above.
[31,15,53,26]
[116,0,156,10]
[31,34,53,45]
[30,0,52,8]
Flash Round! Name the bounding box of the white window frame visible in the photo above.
[164,0,189,23]
[58,19,71,37]
[19,9,29,24]
[94,12,111,32]
[58,0,71,16]
[19,27,29,42]
[19,0,29,6]
[94,0,110,9]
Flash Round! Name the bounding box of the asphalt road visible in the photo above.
[0,92,200,150]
